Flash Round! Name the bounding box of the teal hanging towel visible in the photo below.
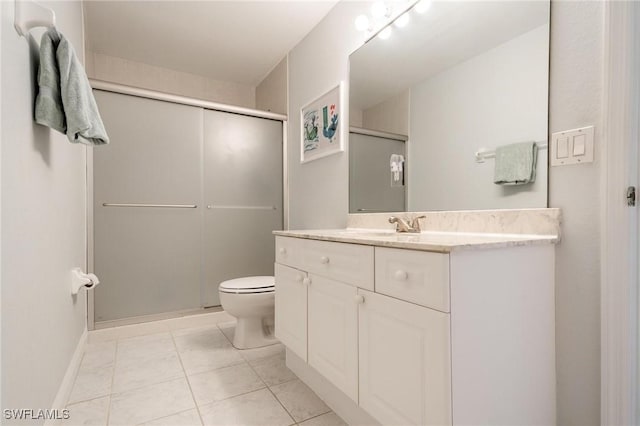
[35,28,109,145]
[493,141,537,185]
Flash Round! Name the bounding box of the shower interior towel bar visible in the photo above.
[14,0,56,37]
[102,203,197,208]
[475,142,548,163]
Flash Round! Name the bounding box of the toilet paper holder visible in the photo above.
[71,267,100,295]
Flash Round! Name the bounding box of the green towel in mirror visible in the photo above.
[493,141,537,185]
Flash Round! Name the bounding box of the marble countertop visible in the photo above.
[273,228,559,253]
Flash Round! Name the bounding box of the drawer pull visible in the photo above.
[279,248,287,255]
[303,277,311,286]
[394,270,408,281]
[320,256,330,264]
[355,295,365,304]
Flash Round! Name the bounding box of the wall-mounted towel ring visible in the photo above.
[14,0,56,37]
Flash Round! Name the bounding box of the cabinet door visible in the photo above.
[359,290,452,426]
[275,263,307,361]
[308,274,359,401]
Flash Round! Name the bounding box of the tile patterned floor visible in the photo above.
[64,318,347,426]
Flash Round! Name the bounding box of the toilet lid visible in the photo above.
[219,276,275,294]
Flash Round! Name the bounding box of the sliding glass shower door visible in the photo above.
[202,110,283,307]
[93,91,283,322]
[93,91,204,322]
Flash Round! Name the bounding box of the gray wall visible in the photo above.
[86,52,257,108]
[1,0,87,420]
[256,57,288,115]
[288,1,604,424]
[288,1,371,229]
[549,2,603,424]
[409,25,548,211]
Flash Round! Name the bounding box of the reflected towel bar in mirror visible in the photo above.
[475,143,548,163]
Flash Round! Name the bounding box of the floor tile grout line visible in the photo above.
[266,377,332,424]
[170,331,206,426]
[215,322,235,346]
[65,393,112,408]
[133,407,197,426]
[64,350,89,408]
[104,338,119,426]
[215,321,297,424]
[244,353,297,425]
[296,410,336,425]
[77,321,324,426]
[99,371,187,402]
[194,383,272,412]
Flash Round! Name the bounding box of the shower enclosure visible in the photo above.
[92,89,284,324]
[349,129,407,213]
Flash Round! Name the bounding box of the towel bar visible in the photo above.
[207,205,277,211]
[102,203,197,208]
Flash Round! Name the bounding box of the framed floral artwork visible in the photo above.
[300,82,344,163]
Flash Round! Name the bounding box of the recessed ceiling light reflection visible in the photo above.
[415,0,432,14]
[394,13,410,28]
[355,14,370,31]
[371,1,389,19]
[378,27,392,40]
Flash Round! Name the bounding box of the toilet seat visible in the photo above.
[219,276,275,294]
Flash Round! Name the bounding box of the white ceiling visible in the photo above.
[84,1,339,86]
[350,1,550,110]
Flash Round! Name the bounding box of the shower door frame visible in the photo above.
[86,80,289,330]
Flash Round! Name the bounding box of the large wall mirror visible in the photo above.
[349,1,550,213]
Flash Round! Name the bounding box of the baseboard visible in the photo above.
[285,349,380,426]
[45,327,87,426]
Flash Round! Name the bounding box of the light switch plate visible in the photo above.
[550,126,595,166]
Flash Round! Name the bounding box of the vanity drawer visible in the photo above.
[303,239,374,290]
[275,236,304,269]
[375,247,450,312]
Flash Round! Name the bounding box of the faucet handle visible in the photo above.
[389,216,410,232]
[410,215,426,232]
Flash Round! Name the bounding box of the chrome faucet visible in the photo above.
[389,215,426,233]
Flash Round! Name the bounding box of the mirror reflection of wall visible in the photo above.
[349,1,550,213]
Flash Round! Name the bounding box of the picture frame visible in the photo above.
[300,82,344,163]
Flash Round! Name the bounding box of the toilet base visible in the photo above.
[233,316,278,350]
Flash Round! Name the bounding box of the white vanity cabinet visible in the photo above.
[307,274,359,401]
[358,289,451,426]
[275,237,370,400]
[274,263,308,361]
[274,234,556,426]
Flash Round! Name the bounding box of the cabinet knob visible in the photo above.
[394,270,408,281]
[303,277,311,286]
[295,274,303,283]
[320,256,330,264]
[355,295,365,304]
[279,248,287,255]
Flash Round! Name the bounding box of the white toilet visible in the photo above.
[218,276,277,350]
